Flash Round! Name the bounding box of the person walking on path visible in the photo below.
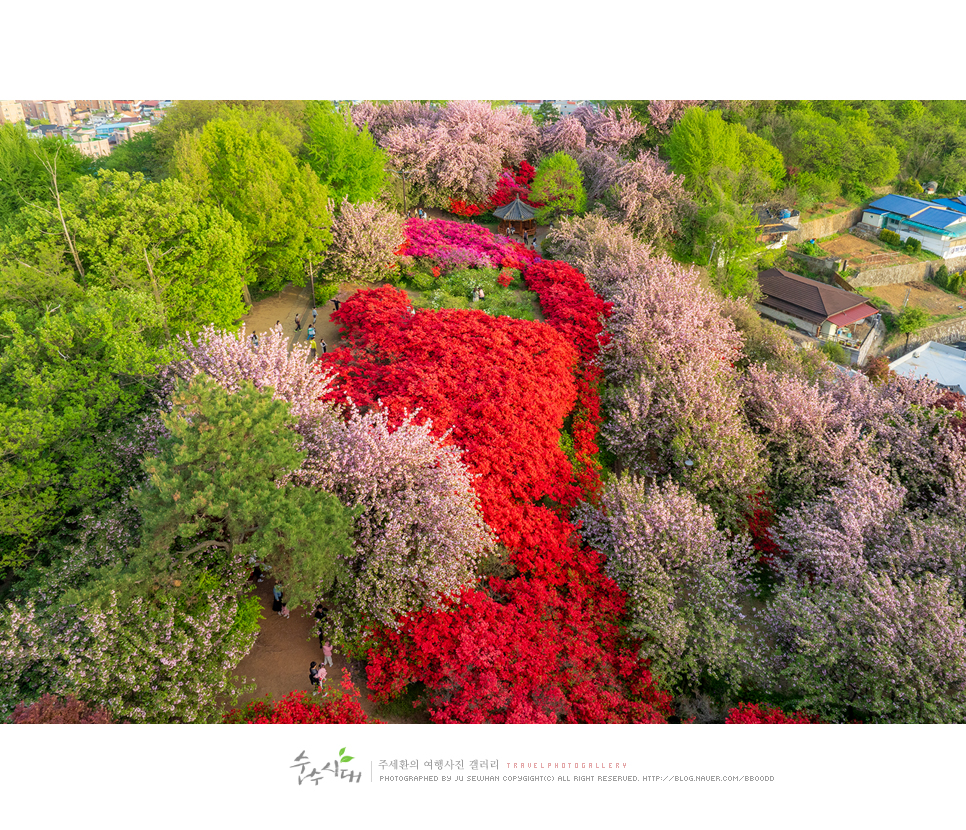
[309,338,317,359]
[307,324,315,341]
[294,313,302,332]
[251,332,259,350]
[332,297,342,312]
[272,584,283,615]
[319,339,327,354]
[322,642,334,668]
[309,661,320,691]
[316,666,328,696]
[312,306,317,325]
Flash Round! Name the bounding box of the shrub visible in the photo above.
[934,264,950,289]
[11,694,113,724]
[904,237,922,254]
[725,702,821,724]
[820,340,849,365]
[879,228,901,246]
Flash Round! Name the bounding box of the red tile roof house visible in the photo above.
[756,267,883,364]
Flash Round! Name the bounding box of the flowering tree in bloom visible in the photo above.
[740,364,964,514]
[310,407,496,644]
[572,104,646,152]
[599,255,765,528]
[576,145,622,206]
[577,477,753,692]
[0,566,260,723]
[323,196,406,284]
[174,324,495,643]
[364,101,538,208]
[758,466,966,723]
[647,100,705,135]
[607,149,694,242]
[538,116,588,158]
[223,670,380,723]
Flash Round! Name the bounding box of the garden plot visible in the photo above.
[819,234,918,268]
[865,281,966,316]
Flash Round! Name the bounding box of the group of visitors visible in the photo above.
[309,603,335,694]
[413,207,428,220]
[471,287,486,303]
[503,225,539,250]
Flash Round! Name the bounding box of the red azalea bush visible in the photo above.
[11,694,113,724]
[320,285,582,519]
[725,702,821,724]
[448,163,543,216]
[223,670,380,724]
[522,259,612,498]
[367,576,672,724]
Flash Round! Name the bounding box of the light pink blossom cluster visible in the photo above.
[324,197,406,283]
[577,476,753,692]
[355,101,539,208]
[647,100,704,135]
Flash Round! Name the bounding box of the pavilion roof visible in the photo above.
[493,197,535,221]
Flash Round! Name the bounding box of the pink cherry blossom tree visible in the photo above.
[577,476,754,693]
[324,196,406,283]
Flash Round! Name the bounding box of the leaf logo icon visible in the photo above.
[339,747,354,763]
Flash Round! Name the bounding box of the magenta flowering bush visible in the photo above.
[400,217,540,271]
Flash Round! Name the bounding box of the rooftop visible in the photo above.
[758,267,874,323]
[889,341,966,393]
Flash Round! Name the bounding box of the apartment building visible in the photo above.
[43,100,73,127]
[0,100,25,125]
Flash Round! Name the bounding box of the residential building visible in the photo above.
[72,137,112,159]
[0,100,25,125]
[756,267,882,365]
[75,100,113,113]
[755,205,800,250]
[17,100,46,120]
[862,194,966,259]
[43,100,72,127]
[115,121,152,143]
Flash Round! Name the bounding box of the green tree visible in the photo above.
[530,151,587,224]
[694,191,762,299]
[0,269,170,568]
[897,305,930,349]
[535,101,560,125]
[174,117,333,295]
[301,100,388,203]
[94,131,167,181]
[0,122,89,225]
[136,375,356,609]
[665,107,784,201]
[60,170,249,333]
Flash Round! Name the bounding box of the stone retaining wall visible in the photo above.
[787,251,842,274]
[788,206,867,245]
[885,319,966,359]
[849,255,966,288]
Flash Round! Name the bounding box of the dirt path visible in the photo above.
[240,282,346,352]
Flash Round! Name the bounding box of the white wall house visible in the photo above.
[863,194,966,259]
